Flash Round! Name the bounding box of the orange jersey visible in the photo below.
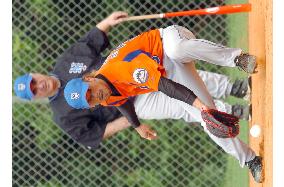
[97,29,165,106]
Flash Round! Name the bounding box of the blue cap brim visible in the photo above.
[80,82,90,108]
[14,74,34,100]
[25,75,34,99]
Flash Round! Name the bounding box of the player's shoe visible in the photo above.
[231,104,250,120]
[230,78,251,100]
[245,156,264,183]
[234,53,257,74]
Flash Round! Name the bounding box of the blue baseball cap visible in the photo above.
[64,78,90,109]
[14,74,34,100]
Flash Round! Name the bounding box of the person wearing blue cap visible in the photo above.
[14,12,130,149]
[14,73,61,100]
[14,74,34,100]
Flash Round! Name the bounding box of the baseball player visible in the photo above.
[13,14,262,183]
[63,25,262,183]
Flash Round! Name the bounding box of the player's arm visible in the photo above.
[158,77,210,111]
[96,11,128,34]
[116,99,157,140]
[59,114,128,149]
[103,117,131,139]
[77,12,128,55]
[116,100,140,128]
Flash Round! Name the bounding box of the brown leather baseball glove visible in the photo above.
[201,109,240,138]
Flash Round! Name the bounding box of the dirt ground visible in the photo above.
[249,0,272,186]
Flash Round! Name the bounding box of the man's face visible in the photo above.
[85,78,111,107]
[30,73,60,98]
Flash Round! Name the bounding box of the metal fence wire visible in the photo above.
[13,0,241,186]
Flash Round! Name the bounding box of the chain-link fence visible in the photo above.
[13,0,248,186]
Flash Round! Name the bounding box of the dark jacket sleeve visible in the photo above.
[158,77,197,105]
[116,100,141,128]
[60,113,108,149]
[78,27,110,54]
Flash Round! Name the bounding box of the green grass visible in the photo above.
[223,0,249,80]
[222,0,249,187]
[222,120,249,187]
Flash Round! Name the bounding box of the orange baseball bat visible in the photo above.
[125,3,251,21]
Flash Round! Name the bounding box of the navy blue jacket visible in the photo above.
[49,27,122,149]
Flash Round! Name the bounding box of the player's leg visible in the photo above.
[134,93,248,122]
[160,25,256,73]
[163,54,216,107]
[186,70,251,119]
[197,70,232,99]
[135,84,255,167]
[134,91,198,122]
[195,69,251,120]
[134,81,259,181]
[163,58,256,167]
[160,25,240,66]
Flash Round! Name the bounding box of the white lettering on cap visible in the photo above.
[18,83,26,91]
[71,93,80,100]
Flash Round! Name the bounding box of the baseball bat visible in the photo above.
[125,3,251,21]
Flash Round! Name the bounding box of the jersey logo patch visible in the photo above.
[71,92,80,100]
[133,68,148,84]
[69,62,87,74]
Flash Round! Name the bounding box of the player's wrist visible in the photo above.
[96,19,111,34]
[193,98,204,110]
